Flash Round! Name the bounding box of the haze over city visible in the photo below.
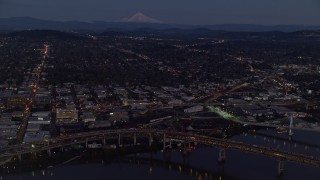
[0,0,320,25]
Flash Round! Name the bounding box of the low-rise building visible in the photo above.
[7,95,27,109]
[56,108,78,124]
[82,112,96,123]
[184,105,204,113]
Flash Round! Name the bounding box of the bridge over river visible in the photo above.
[0,129,319,169]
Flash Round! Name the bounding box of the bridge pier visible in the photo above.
[288,114,294,139]
[183,139,187,150]
[118,134,121,147]
[277,161,285,176]
[181,140,190,162]
[163,134,166,150]
[133,133,137,145]
[103,135,106,145]
[149,133,153,147]
[47,149,52,157]
[162,134,173,150]
[218,149,226,163]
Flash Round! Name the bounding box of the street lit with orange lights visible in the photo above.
[15,44,49,144]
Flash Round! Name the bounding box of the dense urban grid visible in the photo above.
[0,29,320,177]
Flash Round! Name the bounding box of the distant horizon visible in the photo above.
[1,15,320,27]
[1,0,320,26]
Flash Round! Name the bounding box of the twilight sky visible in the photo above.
[0,0,319,25]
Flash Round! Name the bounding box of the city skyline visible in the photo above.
[0,0,320,25]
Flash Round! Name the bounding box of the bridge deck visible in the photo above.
[0,129,319,168]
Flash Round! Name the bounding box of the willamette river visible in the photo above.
[2,129,320,180]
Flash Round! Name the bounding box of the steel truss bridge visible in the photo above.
[0,129,319,169]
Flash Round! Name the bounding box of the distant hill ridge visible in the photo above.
[0,17,319,32]
[8,30,82,39]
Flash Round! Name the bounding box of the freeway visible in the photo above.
[0,129,319,168]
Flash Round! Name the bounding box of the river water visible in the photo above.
[2,129,320,180]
